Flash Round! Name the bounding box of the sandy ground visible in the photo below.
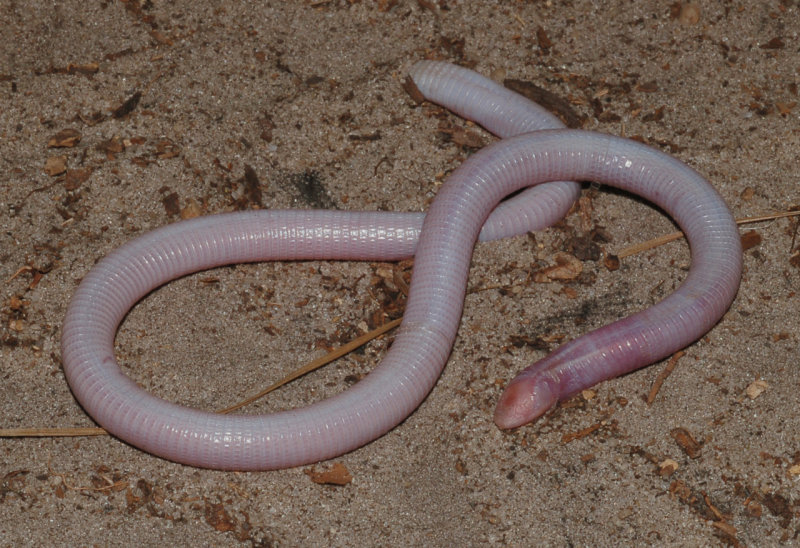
[1,1,799,546]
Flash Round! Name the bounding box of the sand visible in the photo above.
[1,1,798,546]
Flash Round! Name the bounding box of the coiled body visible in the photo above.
[60,62,741,470]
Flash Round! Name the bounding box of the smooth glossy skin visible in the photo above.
[60,62,742,470]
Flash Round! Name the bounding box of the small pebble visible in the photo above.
[678,4,701,25]
[745,379,768,400]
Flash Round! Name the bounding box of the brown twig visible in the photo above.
[646,351,685,405]
[0,427,107,437]
[1,316,404,438]
[216,317,402,414]
[617,209,800,258]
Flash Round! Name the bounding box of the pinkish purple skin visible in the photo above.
[60,62,742,470]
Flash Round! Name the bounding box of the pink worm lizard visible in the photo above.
[60,61,742,470]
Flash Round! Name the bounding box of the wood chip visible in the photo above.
[48,128,81,148]
[155,139,180,159]
[304,462,353,485]
[670,427,702,459]
[712,520,737,538]
[44,155,67,176]
[636,81,659,93]
[703,492,725,521]
[68,62,99,75]
[659,458,679,477]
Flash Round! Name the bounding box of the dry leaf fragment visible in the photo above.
[97,136,125,155]
[533,252,582,282]
[44,156,67,176]
[536,26,553,51]
[604,253,620,271]
[450,127,485,148]
[762,493,792,528]
[745,379,768,399]
[565,234,601,261]
[162,192,180,216]
[760,37,785,49]
[788,464,800,477]
[113,91,142,118]
[304,462,353,485]
[242,164,263,208]
[204,502,236,532]
[64,168,93,190]
[48,128,81,148]
[740,230,762,251]
[403,75,425,104]
[155,139,180,159]
[437,126,485,148]
[746,500,763,517]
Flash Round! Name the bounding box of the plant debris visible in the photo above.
[670,427,702,459]
[113,91,142,118]
[304,462,353,485]
[47,129,81,148]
